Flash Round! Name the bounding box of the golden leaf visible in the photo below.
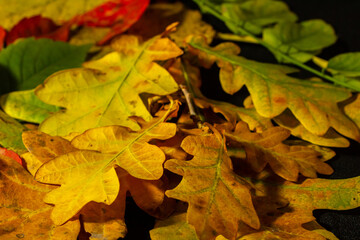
[165,128,260,240]
[27,102,177,225]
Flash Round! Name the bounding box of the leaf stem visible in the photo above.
[180,59,206,125]
[193,0,360,92]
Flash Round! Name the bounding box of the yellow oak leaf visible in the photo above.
[236,170,360,239]
[274,110,350,148]
[0,154,80,239]
[150,212,199,240]
[36,32,182,136]
[343,93,360,129]
[187,35,360,142]
[165,128,260,240]
[222,121,333,181]
[22,130,77,176]
[30,102,177,225]
[80,167,174,240]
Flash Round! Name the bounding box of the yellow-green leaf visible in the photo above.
[187,36,360,141]
[1,90,59,124]
[0,110,27,154]
[36,33,182,136]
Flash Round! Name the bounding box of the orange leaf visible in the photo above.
[222,121,333,181]
[165,128,259,240]
[0,154,80,239]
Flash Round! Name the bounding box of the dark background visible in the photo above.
[123,1,360,239]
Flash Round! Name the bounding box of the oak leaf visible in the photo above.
[150,212,199,240]
[187,36,360,141]
[36,32,182,136]
[165,128,260,240]
[0,154,80,239]
[222,121,333,181]
[236,170,360,239]
[343,93,360,130]
[25,103,177,225]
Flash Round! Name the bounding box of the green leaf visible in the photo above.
[1,90,60,124]
[0,110,27,154]
[221,0,297,35]
[327,52,360,77]
[263,20,337,63]
[0,38,91,95]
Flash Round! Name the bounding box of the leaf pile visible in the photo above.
[1,0,360,239]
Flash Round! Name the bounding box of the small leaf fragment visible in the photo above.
[0,110,27,154]
[327,52,360,77]
[1,90,59,124]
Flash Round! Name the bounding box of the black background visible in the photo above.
[122,1,360,239]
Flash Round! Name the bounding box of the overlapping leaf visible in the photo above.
[187,36,360,141]
[0,154,80,239]
[36,32,182,136]
[165,128,260,240]
[236,170,360,239]
[221,121,333,181]
[24,102,177,225]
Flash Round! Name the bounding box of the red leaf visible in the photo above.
[72,0,150,45]
[0,27,6,50]
[6,15,69,45]
[0,147,23,166]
